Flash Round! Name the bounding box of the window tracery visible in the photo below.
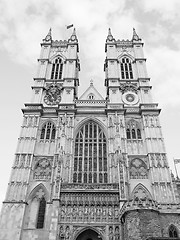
[33,158,51,180]
[169,225,178,238]
[129,158,148,179]
[40,122,56,141]
[51,57,63,80]
[126,120,141,140]
[120,57,133,80]
[26,187,47,229]
[73,121,108,183]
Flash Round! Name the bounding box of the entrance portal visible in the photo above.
[76,229,101,240]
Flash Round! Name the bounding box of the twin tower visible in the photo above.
[0,28,180,240]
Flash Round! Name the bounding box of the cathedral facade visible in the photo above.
[0,28,180,240]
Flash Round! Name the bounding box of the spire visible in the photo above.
[132,28,141,41]
[43,28,52,42]
[69,28,78,42]
[106,28,115,42]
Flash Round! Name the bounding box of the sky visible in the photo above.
[0,0,180,208]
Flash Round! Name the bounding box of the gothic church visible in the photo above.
[0,28,180,240]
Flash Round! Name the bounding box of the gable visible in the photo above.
[79,83,104,100]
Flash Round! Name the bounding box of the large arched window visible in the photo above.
[51,57,63,80]
[120,57,133,80]
[73,121,108,183]
[40,122,56,140]
[126,120,141,140]
[25,187,47,229]
[169,225,178,238]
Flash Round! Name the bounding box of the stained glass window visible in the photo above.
[73,121,108,183]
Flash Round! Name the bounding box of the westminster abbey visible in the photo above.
[0,28,180,240]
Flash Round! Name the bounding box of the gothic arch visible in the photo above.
[40,119,56,128]
[39,120,56,141]
[74,117,107,139]
[24,183,48,229]
[117,52,135,62]
[126,119,142,140]
[130,183,152,201]
[126,119,142,129]
[49,53,66,63]
[73,119,108,184]
[27,183,49,202]
[74,227,104,240]
[168,224,179,238]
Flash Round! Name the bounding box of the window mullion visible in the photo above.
[97,126,99,183]
[44,124,47,140]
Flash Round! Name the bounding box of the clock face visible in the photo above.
[122,91,139,105]
[125,93,135,102]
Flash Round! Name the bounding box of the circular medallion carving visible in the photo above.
[44,83,62,105]
[122,91,139,105]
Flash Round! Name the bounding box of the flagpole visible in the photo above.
[174,158,179,179]
[65,24,74,41]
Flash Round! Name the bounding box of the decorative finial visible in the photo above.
[69,28,78,42]
[108,28,112,36]
[90,79,93,86]
[44,28,52,42]
[106,28,115,42]
[72,28,76,36]
[132,28,141,41]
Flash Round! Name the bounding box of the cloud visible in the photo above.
[0,0,179,103]
[146,45,180,106]
[139,0,180,21]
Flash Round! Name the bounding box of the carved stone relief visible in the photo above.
[129,158,148,179]
[59,193,120,223]
[44,83,62,105]
[33,158,52,180]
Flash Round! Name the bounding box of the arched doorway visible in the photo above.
[76,229,102,240]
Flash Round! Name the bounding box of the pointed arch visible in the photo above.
[74,117,107,139]
[50,54,65,80]
[118,52,135,62]
[40,121,56,141]
[50,53,66,62]
[25,184,48,229]
[73,119,108,184]
[126,119,142,140]
[130,183,152,200]
[169,225,178,238]
[27,183,49,201]
[74,226,103,240]
[118,54,134,80]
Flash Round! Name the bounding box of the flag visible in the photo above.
[174,159,180,164]
[67,24,73,29]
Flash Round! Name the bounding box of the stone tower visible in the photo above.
[0,28,180,240]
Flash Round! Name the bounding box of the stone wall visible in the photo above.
[123,210,162,240]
